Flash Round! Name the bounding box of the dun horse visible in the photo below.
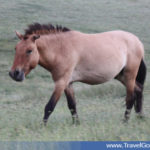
[9,23,146,125]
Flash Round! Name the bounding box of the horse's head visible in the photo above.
[9,32,40,82]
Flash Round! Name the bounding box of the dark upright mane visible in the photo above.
[24,23,70,38]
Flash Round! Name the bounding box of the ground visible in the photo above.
[0,0,150,141]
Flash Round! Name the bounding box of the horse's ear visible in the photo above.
[15,31,23,40]
[32,35,40,42]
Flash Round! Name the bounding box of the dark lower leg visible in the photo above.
[134,91,143,113]
[134,83,143,116]
[65,85,79,124]
[43,94,57,125]
[124,93,135,121]
[43,83,65,125]
[43,93,58,124]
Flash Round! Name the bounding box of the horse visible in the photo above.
[9,23,146,125]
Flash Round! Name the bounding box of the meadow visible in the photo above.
[0,0,150,141]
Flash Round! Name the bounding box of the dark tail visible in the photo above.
[136,59,147,86]
[134,59,147,114]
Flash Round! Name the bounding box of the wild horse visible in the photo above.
[9,23,146,125]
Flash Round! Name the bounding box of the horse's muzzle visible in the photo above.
[9,69,25,82]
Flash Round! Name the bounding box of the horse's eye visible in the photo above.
[26,50,32,55]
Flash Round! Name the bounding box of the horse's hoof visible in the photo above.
[75,120,80,125]
[122,118,129,124]
[73,119,80,125]
[43,119,48,126]
[136,113,145,120]
[40,121,45,128]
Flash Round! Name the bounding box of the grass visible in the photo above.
[0,0,150,141]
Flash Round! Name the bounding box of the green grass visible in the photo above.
[0,0,150,141]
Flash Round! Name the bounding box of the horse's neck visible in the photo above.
[36,35,61,72]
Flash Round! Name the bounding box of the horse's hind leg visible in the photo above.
[65,84,80,124]
[134,83,143,117]
[116,59,146,120]
[116,68,138,121]
[124,78,136,121]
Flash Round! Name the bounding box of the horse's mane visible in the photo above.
[24,23,70,39]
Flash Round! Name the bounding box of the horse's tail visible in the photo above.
[136,59,147,86]
[134,59,147,114]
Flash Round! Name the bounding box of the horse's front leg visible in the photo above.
[43,80,66,125]
[65,84,80,125]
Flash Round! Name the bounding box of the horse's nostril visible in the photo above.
[14,69,20,77]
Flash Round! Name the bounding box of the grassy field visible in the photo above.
[0,0,150,141]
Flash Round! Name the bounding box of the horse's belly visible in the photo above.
[70,71,108,84]
[70,64,123,85]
